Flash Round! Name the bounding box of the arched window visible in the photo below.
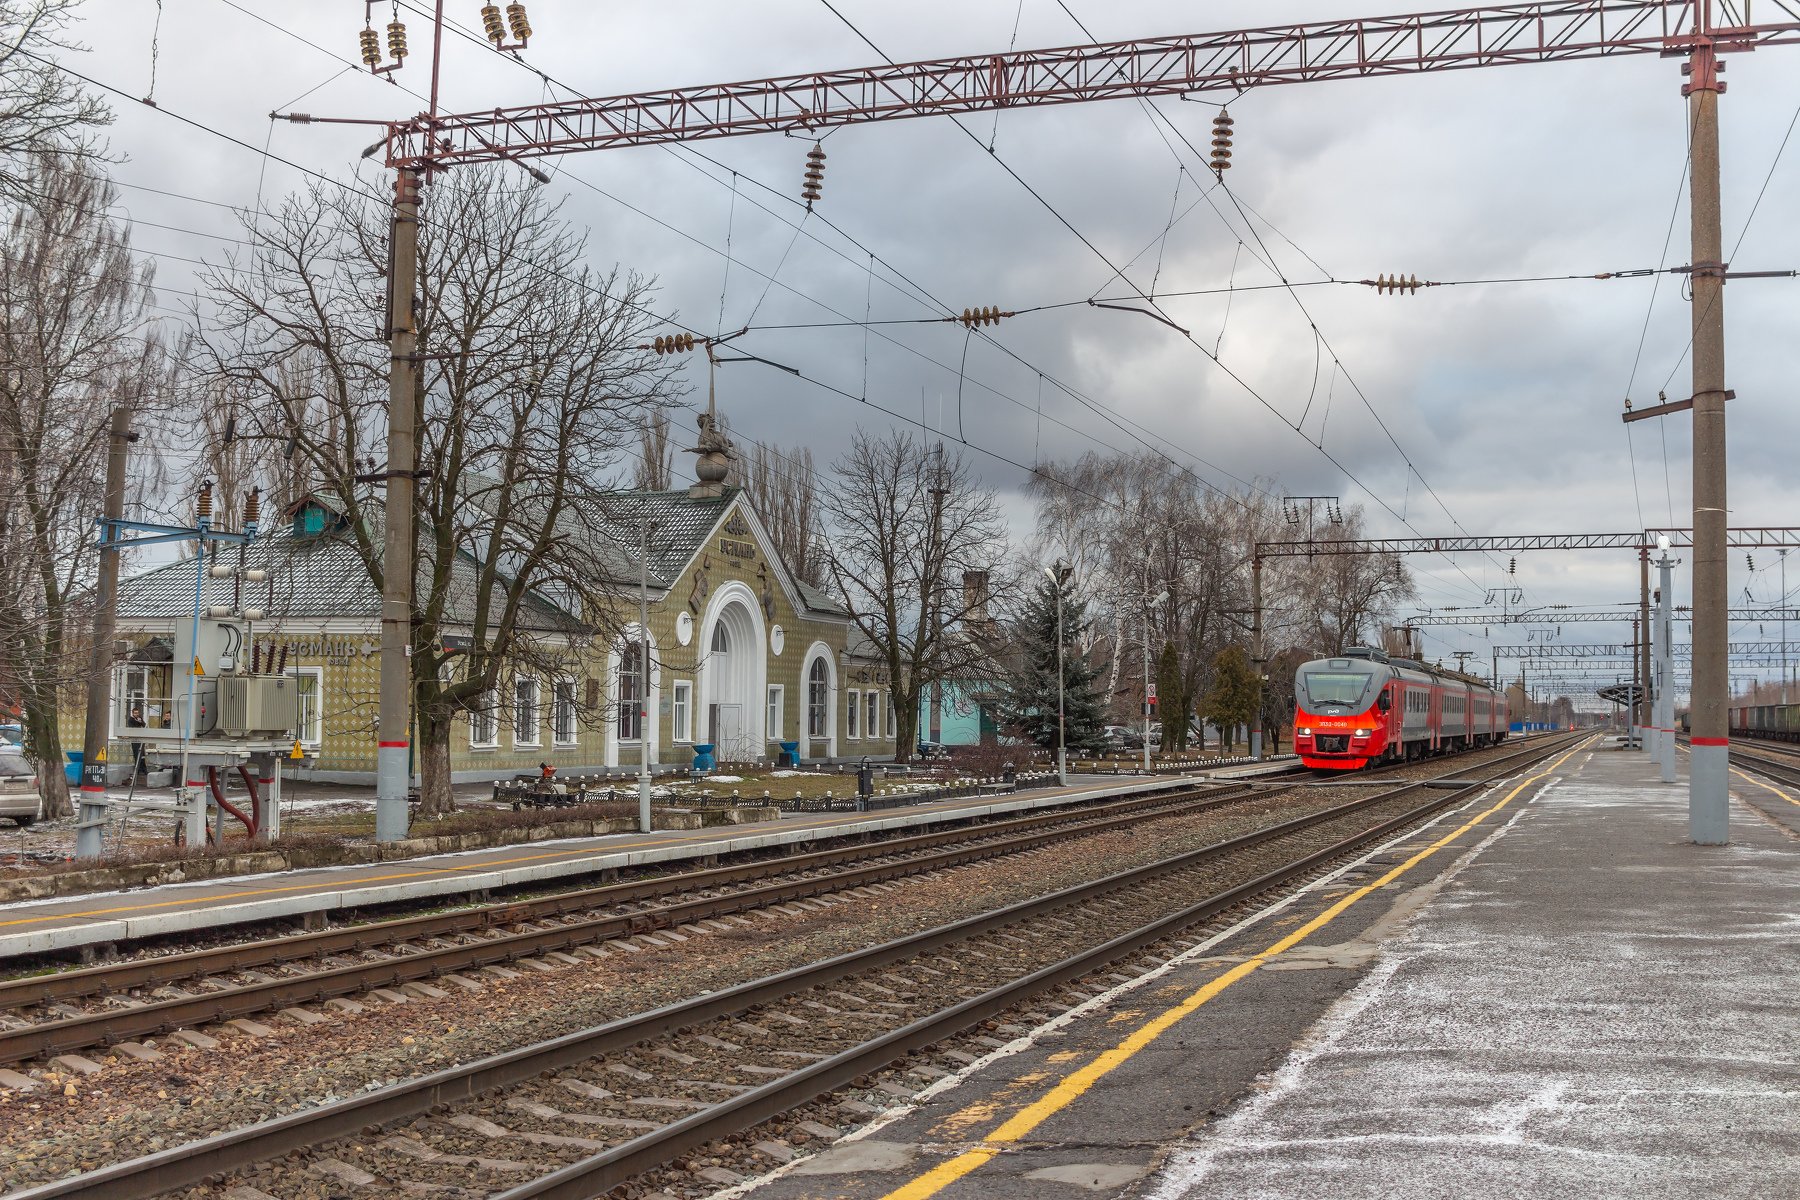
[711,622,729,654]
[617,642,642,741]
[808,657,828,738]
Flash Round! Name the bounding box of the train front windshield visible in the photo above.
[1301,673,1371,708]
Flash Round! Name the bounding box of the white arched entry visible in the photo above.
[604,625,661,769]
[801,640,838,761]
[698,582,766,763]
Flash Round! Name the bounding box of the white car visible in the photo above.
[0,748,41,827]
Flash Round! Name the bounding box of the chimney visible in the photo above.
[962,570,990,621]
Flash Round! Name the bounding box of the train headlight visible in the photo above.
[1296,727,1311,737]
[1354,728,1371,737]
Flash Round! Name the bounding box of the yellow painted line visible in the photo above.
[880,739,1588,1200]
[0,780,1156,930]
[1729,767,1800,807]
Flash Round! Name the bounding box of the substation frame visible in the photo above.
[298,0,1800,841]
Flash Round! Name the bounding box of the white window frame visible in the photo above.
[551,678,579,747]
[807,658,829,739]
[287,666,324,747]
[865,691,880,741]
[617,641,645,744]
[470,688,499,750]
[766,684,785,742]
[846,688,861,739]
[672,680,693,744]
[513,675,541,747]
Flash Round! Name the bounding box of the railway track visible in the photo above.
[1724,741,1800,790]
[0,774,1281,1066]
[9,733,1584,1200]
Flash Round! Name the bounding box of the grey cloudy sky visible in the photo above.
[59,1,1800,698]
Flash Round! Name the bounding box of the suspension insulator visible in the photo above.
[957,306,1013,328]
[481,4,505,44]
[386,20,408,61]
[652,332,697,355]
[359,26,382,67]
[506,2,531,41]
[801,142,826,206]
[1210,109,1234,174]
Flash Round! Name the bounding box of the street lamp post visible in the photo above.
[1142,588,1169,773]
[1044,560,1072,786]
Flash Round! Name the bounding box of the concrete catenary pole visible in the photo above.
[1639,546,1653,754]
[76,405,132,859]
[1685,24,1730,844]
[376,167,422,843]
[1657,539,1676,783]
[638,510,653,834]
[1250,556,1264,761]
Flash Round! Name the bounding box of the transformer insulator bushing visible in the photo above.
[507,2,531,40]
[387,20,408,60]
[359,27,382,66]
[197,481,214,520]
[481,4,505,43]
[243,488,261,526]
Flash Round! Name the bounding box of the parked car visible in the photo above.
[0,748,41,827]
[915,740,949,760]
[1101,725,1145,750]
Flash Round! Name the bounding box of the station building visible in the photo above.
[78,445,899,784]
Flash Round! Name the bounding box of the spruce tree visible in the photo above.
[1157,641,1188,751]
[1001,578,1109,752]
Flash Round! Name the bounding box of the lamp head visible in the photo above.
[1656,534,1672,554]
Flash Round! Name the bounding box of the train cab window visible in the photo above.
[1303,673,1370,706]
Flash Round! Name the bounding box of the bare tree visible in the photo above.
[0,1,110,200]
[823,430,1010,762]
[1301,507,1415,653]
[739,439,825,587]
[632,409,673,492]
[195,166,684,817]
[0,154,167,815]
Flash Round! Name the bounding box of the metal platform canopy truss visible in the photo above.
[1254,529,1800,557]
[343,3,1800,842]
[380,2,1800,165]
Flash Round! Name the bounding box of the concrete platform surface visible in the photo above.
[735,739,1799,1200]
[0,774,1199,959]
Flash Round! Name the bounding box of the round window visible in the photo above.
[770,625,785,656]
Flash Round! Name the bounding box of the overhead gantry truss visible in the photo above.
[1256,528,1800,559]
[1494,641,1794,657]
[381,1,1800,167]
[1407,607,1800,626]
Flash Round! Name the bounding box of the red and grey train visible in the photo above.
[1293,647,1510,770]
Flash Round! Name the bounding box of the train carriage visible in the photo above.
[1294,646,1509,770]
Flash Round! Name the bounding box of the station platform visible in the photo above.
[739,737,1800,1200]
[0,773,1219,960]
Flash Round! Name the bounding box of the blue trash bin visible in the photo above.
[778,740,800,769]
[692,743,716,773]
[65,750,83,787]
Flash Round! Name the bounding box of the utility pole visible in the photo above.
[76,405,132,859]
[1685,15,1730,845]
[1781,549,1789,704]
[1142,583,1167,773]
[1639,546,1653,753]
[1044,559,1071,785]
[1657,536,1676,783]
[376,167,421,844]
[1250,556,1264,761]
